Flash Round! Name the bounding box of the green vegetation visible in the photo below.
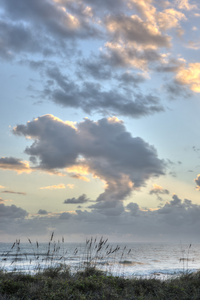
[0,266,200,299]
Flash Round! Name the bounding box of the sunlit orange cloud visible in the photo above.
[128,0,156,25]
[151,184,165,191]
[176,63,200,92]
[40,184,66,190]
[66,165,90,175]
[157,9,186,31]
[107,116,123,124]
[39,169,66,177]
[67,164,100,182]
[0,185,5,189]
[148,207,159,212]
[33,115,77,130]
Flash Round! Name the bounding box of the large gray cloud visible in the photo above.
[13,114,165,210]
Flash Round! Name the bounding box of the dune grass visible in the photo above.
[0,236,200,299]
[1,266,200,299]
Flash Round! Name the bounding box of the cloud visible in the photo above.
[0,20,44,60]
[186,41,200,50]
[175,63,200,93]
[37,209,48,215]
[0,185,5,189]
[101,42,162,70]
[66,165,90,175]
[156,57,185,73]
[175,0,197,10]
[1,190,26,195]
[0,157,32,174]
[44,67,164,117]
[84,0,125,12]
[149,184,169,194]
[149,184,169,200]
[2,194,200,241]
[0,203,28,220]
[89,199,124,216]
[1,0,186,121]
[105,14,171,48]
[194,174,200,190]
[64,194,90,204]
[116,72,146,86]
[163,81,192,99]
[128,0,156,24]
[70,174,90,182]
[40,184,66,190]
[0,0,102,61]
[157,9,186,31]
[59,212,72,220]
[13,114,165,211]
[1,0,101,39]
[77,57,112,80]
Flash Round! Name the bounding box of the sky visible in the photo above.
[0,0,200,243]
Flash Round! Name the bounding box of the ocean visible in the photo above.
[0,239,200,280]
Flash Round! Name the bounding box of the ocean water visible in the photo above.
[0,240,200,280]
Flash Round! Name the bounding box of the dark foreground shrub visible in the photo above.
[1,268,200,300]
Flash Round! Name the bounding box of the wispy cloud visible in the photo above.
[1,190,26,195]
[40,184,66,190]
[64,194,90,204]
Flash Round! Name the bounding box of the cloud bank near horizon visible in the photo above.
[1,193,200,242]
